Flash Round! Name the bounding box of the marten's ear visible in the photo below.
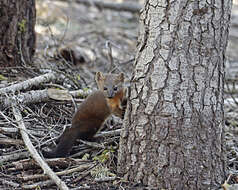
[95,72,105,82]
[118,73,124,82]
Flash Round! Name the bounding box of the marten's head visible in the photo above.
[95,72,124,99]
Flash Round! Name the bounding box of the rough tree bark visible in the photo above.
[118,0,231,189]
[0,0,36,67]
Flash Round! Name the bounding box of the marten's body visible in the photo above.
[42,72,126,158]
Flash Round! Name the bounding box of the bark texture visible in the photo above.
[118,0,231,189]
[0,0,36,67]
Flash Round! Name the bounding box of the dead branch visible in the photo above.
[21,162,94,182]
[0,127,18,134]
[2,89,49,109]
[48,88,92,101]
[1,88,92,109]
[0,178,20,188]
[0,127,45,138]
[0,138,24,146]
[23,180,92,190]
[21,180,55,189]
[0,152,29,163]
[0,72,59,94]
[10,158,91,171]
[56,0,142,13]
[12,104,69,190]
[8,159,39,171]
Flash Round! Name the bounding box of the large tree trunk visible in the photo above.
[0,0,36,67]
[118,0,231,189]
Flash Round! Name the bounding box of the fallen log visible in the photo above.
[56,0,142,13]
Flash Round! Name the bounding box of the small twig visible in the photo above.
[95,176,116,182]
[73,171,91,183]
[226,81,238,106]
[73,162,99,183]
[222,174,232,190]
[79,140,105,149]
[58,15,70,45]
[94,129,121,138]
[71,148,92,158]
[104,41,132,78]
[106,41,114,72]
[71,185,91,190]
[0,108,42,145]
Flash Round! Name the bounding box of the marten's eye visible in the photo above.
[113,86,118,91]
[104,87,107,90]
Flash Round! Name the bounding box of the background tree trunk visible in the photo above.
[118,0,232,189]
[0,0,36,67]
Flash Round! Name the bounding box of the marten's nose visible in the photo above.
[107,89,114,98]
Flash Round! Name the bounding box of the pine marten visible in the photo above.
[42,72,127,158]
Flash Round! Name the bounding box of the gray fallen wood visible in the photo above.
[1,89,49,108]
[0,72,58,94]
[0,152,29,163]
[57,0,142,13]
[1,88,92,109]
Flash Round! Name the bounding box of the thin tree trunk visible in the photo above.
[118,0,231,189]
[0,0,36,67]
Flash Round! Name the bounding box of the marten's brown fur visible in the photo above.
[42,72,126,158]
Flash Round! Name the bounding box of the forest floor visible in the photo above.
[1,0,238,189]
